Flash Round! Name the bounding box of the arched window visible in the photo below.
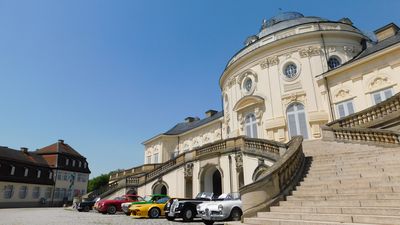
[286,103,309,139]
[328,56,341,69]
[245,113,258,138]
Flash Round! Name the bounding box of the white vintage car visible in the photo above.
[196,192,242,225]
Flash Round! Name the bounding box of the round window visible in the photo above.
[328,56,341,69]
[284,63,298,79]
[244,78,253,92]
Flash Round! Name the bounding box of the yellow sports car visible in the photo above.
[130,196,170,218]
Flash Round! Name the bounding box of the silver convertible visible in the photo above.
[196,192,242,225]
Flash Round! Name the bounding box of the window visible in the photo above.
[336,100,355,118]
[37,170,41,178]
[63,172,68,181]
[153,153,159,164]
[78,161,82,167]
[284,63,298,79]
[10,166,15,175]
[328,56,341,69]
[245,113,258,138]
[67,189,72,198]
[57,172,62,180]
[147,155,151,164]
[19,186,28,199]
[24,168,29,177]
[4,185,14,199]
[32,187,40,199]
[66,158,69,166]
[287,103,309,139]
[243,78,253,92]
[45,187,52,199]
[84,162,87,168]
[77,174,81,182]
[60,188,66,198]
[72,160,75,167]
[372,88,393,104]
[49,171,53,179]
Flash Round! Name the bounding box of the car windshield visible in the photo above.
[113,197,124,200]
[217,192,240,200]
[136,196,145,202]
[195,192,214,200]
[143,195,152,202]
[156,197,170,204]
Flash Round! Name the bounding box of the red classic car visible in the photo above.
[94,194,142,214]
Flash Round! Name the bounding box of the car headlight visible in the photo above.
[196,205,200,211]
[218,204,223,211]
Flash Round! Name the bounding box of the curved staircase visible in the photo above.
[240,140,400,225]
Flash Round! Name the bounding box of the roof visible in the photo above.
[0,146,51,167]
[163,111,224,135]
[36,141,85,159]
[353,32,400,61]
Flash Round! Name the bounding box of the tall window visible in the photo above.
[32,187,40,199]
[372,88,393,104]
[336,100,355,118]
[19,186,28,199]
[66,158,69,166]
[72,160,75,167]
[24,168,29,177]
[147,155,151,164]
[37,170,41,178]
[245,113,258,138]
[4,185,14,199]
[287,103,309,139]
[10,166,15,175]
[153,153,159,163]
[63,172,68,181]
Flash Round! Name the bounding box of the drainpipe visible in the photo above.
[228,155,233,193]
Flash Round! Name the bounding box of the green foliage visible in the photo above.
[87,174,109,193]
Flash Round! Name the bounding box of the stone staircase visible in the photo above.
[241,140,400,225]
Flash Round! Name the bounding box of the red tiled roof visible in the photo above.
[0,146,50,167]
[36,141,85,158]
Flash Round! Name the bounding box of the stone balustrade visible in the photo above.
[239,136,305,218]
[328,92,400,129]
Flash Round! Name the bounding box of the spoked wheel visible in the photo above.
[107,205,117,214]
[182,208,195,221]
[148,207,160,218]
[230,208,242,221]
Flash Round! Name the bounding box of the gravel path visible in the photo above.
[0,208,223,225]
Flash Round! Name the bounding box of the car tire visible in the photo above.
[166,215,175,221]
[229,207,242,221]
[124,212,131,216]
[182,208,195,221]
[148,207,160,218]
[107,205,117,215]
[202,219,214,225]
[83,206,90,212]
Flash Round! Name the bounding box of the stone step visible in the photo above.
[254,212,400,225]
[295,186,400,194]
[279,199,400,207]
[305,171,400,180]
[298,177,400,188]
[287,193,400,201]
[307,164,400,174]
[303,174,400,182]
[310,159,400,169]
[270,206,400,216]
[311,155,400,164]
[244,217,373,225]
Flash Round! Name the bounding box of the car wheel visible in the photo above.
[166,215,175,221]
[107,205,117,214]
[148,207,160,218]
[202,219,214,225]
[124,212,131,216]
[182,208,195,221]
[230,207,242,221]
[83,206,90,212]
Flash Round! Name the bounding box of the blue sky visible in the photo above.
[1,0,399,178]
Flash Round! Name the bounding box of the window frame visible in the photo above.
[335,99,355,119]
[244,113,258,138]
[371,88,393,105]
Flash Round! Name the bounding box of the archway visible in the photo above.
[152,182,168,195]
[201,166,222,197]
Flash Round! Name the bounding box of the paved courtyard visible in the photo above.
[0,207,223,225]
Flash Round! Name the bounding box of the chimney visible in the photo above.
[20,147,28,153]
[205,110,218,118]
[374,23,399,42]
[58,139,64,144]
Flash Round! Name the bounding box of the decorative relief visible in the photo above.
[184,163,194,178]
[237,70,258,85]
[225,112,230,123]
[235,153,243,172]
[369,76,390,90]
[238,114,245,131]
[344,46,355,54]
[299,46,322,58]
[255,107,264,125]
[335,89,350,99]
[281,92,306,107]
[260,56,279,69]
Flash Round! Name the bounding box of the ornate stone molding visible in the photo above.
[255,107,264,125]
[281,91,307,107]
[260,56,279,69]
[235,153,243,172]
[237,70,258,85]
[299,46,322,58]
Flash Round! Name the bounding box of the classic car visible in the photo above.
[76,197,100,212]
[93,194,141,214]
[165,192,215,221]
[197,192,242,225]
[129,196,171,218]
[121,194,168,216]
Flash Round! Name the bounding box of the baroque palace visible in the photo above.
[97,12,400,224]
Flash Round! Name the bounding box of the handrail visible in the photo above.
[239,136,305,217]
[327,92,400,128]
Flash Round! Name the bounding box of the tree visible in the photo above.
[87,174,109,193]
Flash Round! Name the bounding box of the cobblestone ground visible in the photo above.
[0,208,224,225]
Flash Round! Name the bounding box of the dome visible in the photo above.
[258,12,327,38]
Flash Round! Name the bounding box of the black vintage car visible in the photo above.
[76,198,99,212]
[165,192,214,221]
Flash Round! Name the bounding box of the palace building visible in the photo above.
[102,13,400,220]
[0,140,90,208]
